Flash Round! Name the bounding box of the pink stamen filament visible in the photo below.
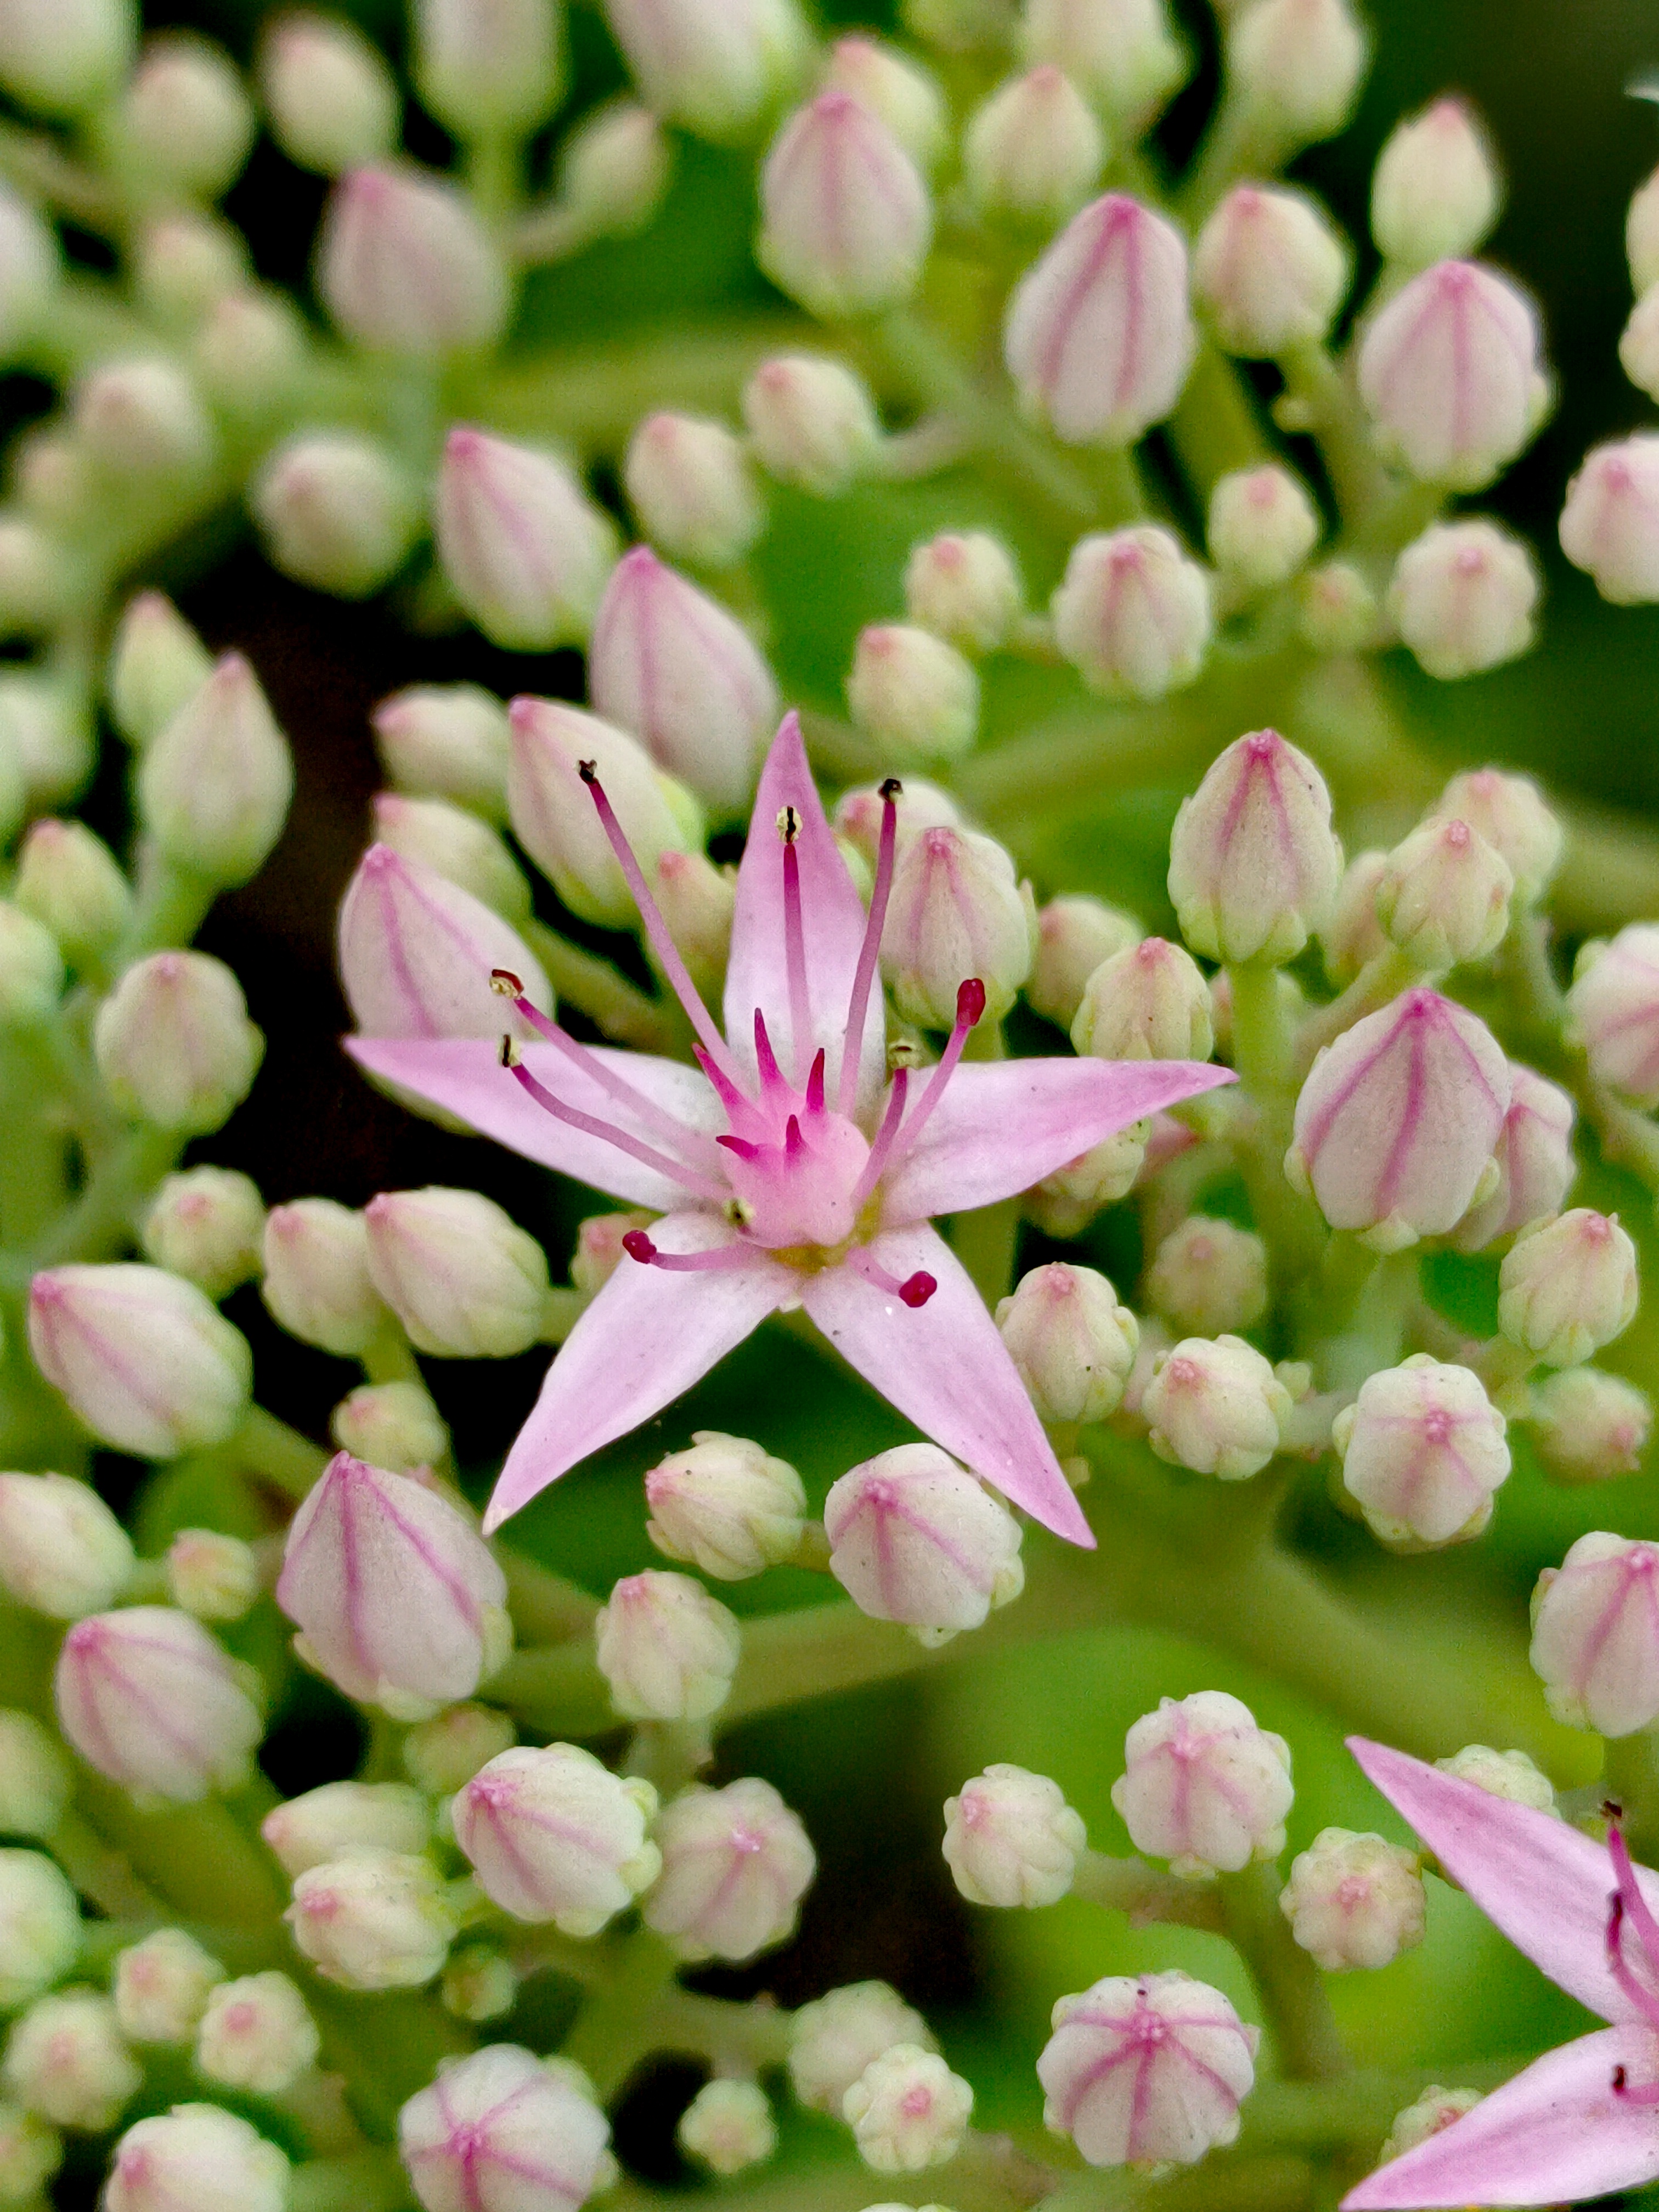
[753,1008,789,1105]
[849,1064,909,1213]
[504,1051,731,1205]
[781,822,812,1086]
[492,975,721,1169]
[1605,1822,1659,2035]
[850,1248,937,1307]
[838,777,901,1118]
[622,1231,757,1274]
[884,977,987,1167]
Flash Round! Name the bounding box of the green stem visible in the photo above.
[289,2149,410,2212]
[123,857,219,956]
[560,1926,682,2098]
[2,1122,182,1280]
[1220,1861,1349,2082]
[51,1809,169,1920]
[232,1404,330,1500]
[1071,1850,1226,1932]
[501,1552,601,1642]
[522,919,684,1052]
[1240,2057,1523,2154]
[1293,947,1430,1075]
[1037,2152,1315,2212]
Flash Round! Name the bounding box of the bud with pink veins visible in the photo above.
[1111,1690,1292,1876]
[1529,1368,1651,1485]
[757,93,931,319]
[0,1472,133,1620]
[996,1262,1138,1424]
[435,427,618,652]
[370,794,529,925]
[963,67,1104,228]
[0,1851,80,2008]
[262,1781,433,1878]
[645,1431,806,1580]
[788,1983,935,2115]
[507,697,692,930]
[2,1989,139,2131]
[821,37,946,168]
[943,1764,1087,1907]
[401,2044,613,2212]
[1005,196,1194,446]
[623,413,763,569]
[595,1570,741,1720]
[262,1199,387,1356]
[337,844,551,1042]
[904,531,1023,653]
[589,547,778,817]
[1331,1356,1509,1549]
[94,951,263,1135]
[1530,1533,1659,1735]
[106,2103,289,2212]
[195,1972,318,2097]
[1039,1970,1258,2166]
[1071,935,1213,1062]
[317,166,508,356]
[881,824,1034,1027]
[1145,1218,1268,1339]
[742,356,882,496]
[1374,815,1512,971]
[1386,518,1538,681]
[646,1776,814,1961]
[454,1744,661,1932]
[1569,922,1659,1104]
[1371,97,1500,267]
[1286,988,1511,1251]
[112,1929,224,2045]
[1027,895,1141,1029]
[1052,526,1210,698]
[825,1444,1025,1644]
[847,625,979,764]
[1451,1062,1576,1252]
[1428,768,1562,908]
[55,1607,261,1802]
[365,1187,549,1358]
[137,652,292,888]
[141,1167,265,1302]
[251,430,419,599]
[1228,0,1366,145]
[1168,729,1342,966]
[1357,259,1548,490]
[1499,1209,1638,1369]
[1142,1337,1291,1480]
[374,684,510,820]
[286,1849,461,1991]
[1020,0,1183,122]
[1207,465,1320,589]
[600,0,808,140]
[1194,184,1349,357]
[27,1265,252,1458]
[1278,1827,1425,1970]
[1560,434,1659,604]
[844,2046,973,2172]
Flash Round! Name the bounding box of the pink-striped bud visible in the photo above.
[788,1983,935,2115]
[286,1849,460,1990]
[1288,989,1510,1250]
[623,413,763,569]
[401,2046,613,2212]
[1560,435,1659,605]
[259,13,398,175]
[507,697,691,928]
[1039,1971,1257,2165]
[844,2045,973,2171]
[758,92,930,319]
[1371,98,1501,268]
[943,1764,1087,1907]
[140,1167,264,1300]
[1387,519,1538,680]
[1020,0,1183,123]
[29,1264,252,1457]
[318,167,509,356]
[589,547,777,816]
[371,794,529,923]
[1278,1829,1425,1970]
[1005,195,1193,445]
[1194,184,1348,357]
[600,0,808,139]
[251,431,418,599]
[1374,816,1511,970]
[1226,0,1367,145]
[1142,1336,1291,1479]
[645,1431,806,1580]
[337,844,551,1040]
[904,531,1023,653]
[742,355,882,495]
[137,652,293,888]
[1357,259,1547,490]
[196,1971,318,2097]
[0,1472,133,1619]
[1028,894,1141,1028]
[1112,1690,1293,1875]
[1071,935,1213,1062]
[1207,465,1319,588]
[436,427,617,652]
[1531,1533,1659,1735]
[1530,1369,1651,1486]
[1051,526,1211,697]
[847,624,979,764]
[106,2104,289,2212]
[822,37,946,168]
[262,1199,387,1355]
[1145,1218,1268,1338]
[1451,1062,1575,1252]
[824,1443,1024,1643]
[413,0,563,137]
[277,1453,511,1718]
[2,1989,139,2131]
[262,1782,431,1880]
[1168,729,1341,965]
[454,1744,661,1933]
[1428,769,1561,908]
[882,824,1034,1028]
[595,1570,741,1720]
[375,685,510,819]
[1568,924,1659,1105]
[963,66,1104,228]
[1498,1209,1638,1369]
[644,1776,815,1961]
[112,1929,224,2044]
[1331,1356,1509,1549]
[56,1607,262,1801]
[996,1262,1138,1423]
[94,951,262,1135]
[365,1187,549,1358]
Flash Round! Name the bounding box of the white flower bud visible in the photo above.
[963,67,1103,227]
[318,166,509,356]
[1321,850,1388,985]
[364,1187,548,1359]
[1434,1743,1557,1814]
[1374,815,1511,969]
[1111,1690,1292,1876]
[192,286,309,422]
[1143,1336,1291,1480]
[332,1379,450,1472]
[0,682,86,815]
[259,13,398,174]
[1206,466,1319,588]
[106,2104,289,2212]
[1021,0,1182,121]
[74,358,213,482]
[196,1972,318,2097]
[402,1705,516,1796]
[1026,1125,1150,1238]
[436,427,617,652]
[506,696,691,930]
[1358,258,1547,491]
[441,1944,517,2022]
[601,0,809,139]
[788,1983,935,2115]
[0,2098,60,2203]
[758,93,930,319]
[844,2046,972,2172]
[133,213,246,331]
[1379,2087,1485,2165]
[11,822,126,969]
[1071,935,1213,1061]
[1227,0,1366,144]
[1560,433,1659,605]
[1194,184,1349,357]
[0,185,57,354]
[655,846,736,996]
[0,1472,133,1619]
[1372,98,1501,268]
[1331,1356,1509,1549]
[414,0,562,137]
[555,99,671,238]
[902,532,1022,654]
[138,653,293,888]
[1569,924,1659,1104]
[1026,896,1140,1029]
[112,1929,224,2044]
[825,1443,1023,1644]
[624,413,763,569]
[1387,518,1538,680]
[1529,1368,1651,1485]
[881,824,1032,1027]
[287,1849,461,1991]
[263,1782,434,1881]
[28,1266,252,1458]
[848,625,978,764]
[455,1744,660,1933]
[2,1990,138,2131]
[56,1607,261,1801]
[1618,286,1659,406]
[114,34,254,201]
[1146,1218,1268,1338]
[375,684,510,820]
[108,591,212,752]
[1429,768,1561,909]
[742,356,882,496]
[0,901,61,1026]
[822,37,945,168]
[165,1530,259,1622]
[1006,196,1193,446]
[679,2078,777,2174]
[645,1431,806,1580]
[995,1263,1137,1424]
[0,1713,70,1841]
[1040,1971,1257,2165]
[1051,526,1211,698]
[645,1776,815,1961]
[251,431,418,599]
[262,1199,388,1355]
[595,1570,741,1722]
[370,794,529,923]
[1499,1209,1638,1369]
[94,952,262,1135]
[1169,729,1342,965]
[1532,1533,1659,1736]
[943,1765,1086,1907]
[399,2044,612,2212]
[338,844,551,1043]
[1278,1828,1425,1970]
[0,0,132,116]
[1450,1062,1575,1253]
[0,1853,79,2010]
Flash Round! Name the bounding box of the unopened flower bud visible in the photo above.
[1372,98,1500,268]
[995,1263,1137,1424]
[881,825,1032,1027]
[1568,923,1659,1104]
[1630,165,1659,297]
[414,0,561,137]
[601,0,808,139]
[403,1705,515,1796]
[506,696,689,929]
[943,1765,1086,1908]
[0,0,132,116]
[162,1528,257,1622]
[742,356,882,496]
[902,534,1022,657]
[454,1744,660,1933]
[1052,526,1211,698]
[848,625,979,764]
[595,1570,741,1721]
[319,167,508,356]
[624,413,762,569]
[0,902,61,1025]
[441,1943,516,2022]
[1560,434,1659,605]
[645,1776,815,1961]
[259,13,398,174]
[1387,518,1538,682]
[1287,989,1510,1250]
[1319,851,1388,986]
[555,98,670,236]
[758,93,930,319]
[1169,729,1341,965]
[56,1607,261,1802]
[1040,1970,1257,2165]
[1143,1336,1291,1480]
[1358,259,1546,491]
[0,1472,133,1618]
[845,2046,972,2172]
[1434,1743,1557,1814]
[822,37,945,167]
[196,1972,318,2097]
[28,1265,252,1457]
[655,846,736,995]
[0,520,69,638]
[1451,1062,1576,1252]
[333,1378,450,1472]
[278,1453,510,1718]
[94,952,262,1135]
[252,431,418,599]
[1027,896,1140,1029]
[1194,184,1348,357]
[371,794,528,924]
[1332,1355,1508,1549]
[138,652,292,888]
[1071,935,1212,1062]
[1207,466,1319,589]
[1227,0,1366,144]
[1374,814,1512,969]
[1429,769,1561,908]
[963,67,1103,227]
[400,2044,612,2212]
[645,1431,806,1580]
[1006,196,1193,445]
[112,1929,224,2044]
[825,1443,1023,1644]
[679,2077,776,2174]
[106,2104,288,2212]
[1498,1209,1638,1369]
[1111,1690,1292,1876]
[789,1983,935,2114]
[0,1713,69,1840]
[1146,1219,1268,1338]
[75,358,213,481]
[262,1199,388,1355]
[287,1849,460,1991]
[1378,2086,1485,2165]
[1026,1125,1151,1238]
[337,844,551,1040]
[436,426,616,652]
[114,34,254,201]
[262,1781,432,1879]
[1278,1828,1425,1970]
[133,213,247,330]
[1531,1533,1659,1735]
[108,591,212,751]
[1530,1368,1651,1485]
[193,286,309,420]
[834,779,962,874]
[364,1187,548,1359]
[0,2098,60,2202]
[375,684,510,819]
[14,820,129,969]
[0,186,57,355]
[1295,558,1378,652]
[0,1853,79,2009]
[2,1990,138,2130]
[570,1209,656,1299]
[591,548,777,816]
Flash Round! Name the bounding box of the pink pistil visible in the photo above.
[780,811,812,1084]
[620,1231,756,1274]
[849,1064,910,1212]
[838,776,901,1118]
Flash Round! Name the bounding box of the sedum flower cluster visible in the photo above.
[0,0,1655,2205]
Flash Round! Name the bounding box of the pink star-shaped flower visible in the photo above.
[350,714,1228,1542]
[1344,1735,1659,2208]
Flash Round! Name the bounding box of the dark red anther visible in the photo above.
[1615,2065,1629,2094]
[490,967,524,996]
[622,1230,658,1263]
[578,758,599,784]
[879,776,903,800]
[498,1034,516,1068]
[899,1271,937,1308]
[957,977,988,1028]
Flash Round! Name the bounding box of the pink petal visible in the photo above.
[1349,1737,1659,2024]
[1341,2027,1659,2208]
[484,1211,792,1531]
[800,1221,1094,1547]
[346,1037,721,1210]
[883,1057,1234,1222]
[723,713,884,1110]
